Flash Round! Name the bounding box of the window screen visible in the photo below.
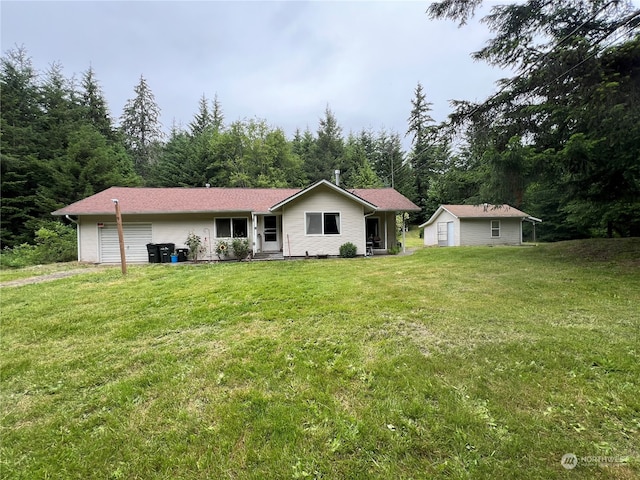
[306,213,322,234]
[216,218,231,237]
[323,213,340,234]
[232,218,247,238]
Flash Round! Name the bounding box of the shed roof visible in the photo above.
[419,204,540,227]
[52,184,420,216]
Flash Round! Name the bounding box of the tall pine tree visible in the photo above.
[120,75,163,179]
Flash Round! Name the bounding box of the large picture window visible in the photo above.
[306,212,341,235]
[215,218,248,238]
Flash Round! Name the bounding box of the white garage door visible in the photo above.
[99,223,152,263]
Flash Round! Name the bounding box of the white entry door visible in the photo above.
[262,215,279,251]
[99,223,152,263]
[447,222,455,246]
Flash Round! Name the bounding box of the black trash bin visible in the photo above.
[176,248,189,262]
[158,243,175,263]
[146,243,160,263]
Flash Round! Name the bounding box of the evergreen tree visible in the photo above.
[406,82,439,221]
[406,82,434,147]
[304,105,344,183]
[148,128,198,187]
[342,132,382,188]
[38,62,81,159]
[428,0,640,238]
[120,75,163,179]
[212,93,224,132]
[80,67,114,140]
[291,127,314,185]
[189,93,213,136]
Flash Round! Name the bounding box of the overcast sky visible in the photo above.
[2,1,513,148]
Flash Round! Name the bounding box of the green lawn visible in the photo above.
[2,240,639,479]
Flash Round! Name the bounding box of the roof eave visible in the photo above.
[419,205,448,228]
[270,179,378,212]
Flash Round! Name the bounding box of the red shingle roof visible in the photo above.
[442,204,530,218]
[352,188,421,212]
[52,187,300,215]
[52,185,420,216]
[420,204,536,227]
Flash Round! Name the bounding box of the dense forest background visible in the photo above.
[2,0,639,252]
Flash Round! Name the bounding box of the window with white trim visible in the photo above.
[491,220,500,237]
[215,217,248,238]
[306,212,340,235]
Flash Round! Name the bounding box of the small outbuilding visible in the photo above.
[419,204,541,247]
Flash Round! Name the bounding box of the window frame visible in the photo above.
[305,211,341,236]
[215,217,249,239]
[490,220,501,238]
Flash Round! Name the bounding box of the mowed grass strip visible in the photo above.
[1,240,639,479]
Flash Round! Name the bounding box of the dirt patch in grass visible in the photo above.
[0,265,108,287]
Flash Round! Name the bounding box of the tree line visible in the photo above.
[2,0,638,252]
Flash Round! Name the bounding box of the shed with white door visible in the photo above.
[420,204,541,247]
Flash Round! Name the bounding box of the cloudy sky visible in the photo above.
[2,1,511,148]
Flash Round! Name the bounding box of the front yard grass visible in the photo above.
[1,240,639,479]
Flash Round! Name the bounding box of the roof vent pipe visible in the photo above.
[334,169,340,187]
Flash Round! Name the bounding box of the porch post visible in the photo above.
[402,212,406,253]
[252,213,258,255]
[384,213,388,252]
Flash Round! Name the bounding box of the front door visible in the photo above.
[366,217,382,248]
[262,215,279,252]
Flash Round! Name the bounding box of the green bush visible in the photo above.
[231,239,250,261]
[339,242,357,258]
[0,244,39,268]
[388,245,401,255]
[34,221,77,263]
[185,232,204,260]
[0,221,76,268]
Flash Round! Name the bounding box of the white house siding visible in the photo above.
[459,218,522,246]
[77,213,255,263]
[281,186,366,257]
[423,210,458,246]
